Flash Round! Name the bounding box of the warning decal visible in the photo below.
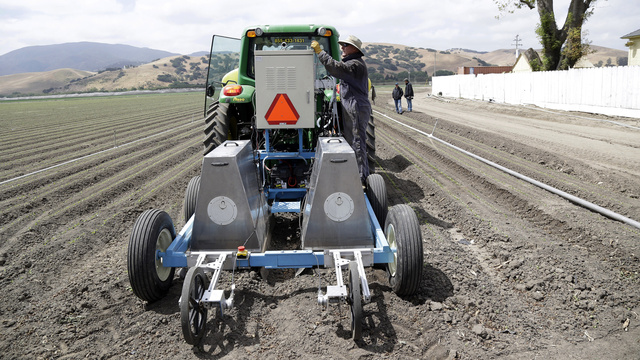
[264,93,300,125]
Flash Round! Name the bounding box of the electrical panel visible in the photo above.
[254,50,316,129]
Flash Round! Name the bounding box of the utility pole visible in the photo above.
[433,51,436,83]
[512,34,522,60]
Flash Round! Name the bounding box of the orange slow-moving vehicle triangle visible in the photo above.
[265,94,300,125]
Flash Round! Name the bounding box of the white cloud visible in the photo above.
[0,0,636,56]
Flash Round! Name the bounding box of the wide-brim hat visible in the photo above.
[338,35,363,53]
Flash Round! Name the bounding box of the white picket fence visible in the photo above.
[432,66,640,118]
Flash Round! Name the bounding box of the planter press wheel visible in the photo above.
[348,261,363,340]
[384,204,424,296]
[127,209,176,303]
[180,267,209,345]
[183,175,201,223]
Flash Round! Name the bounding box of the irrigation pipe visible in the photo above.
[373,109,640,230]
[0,121,196,186]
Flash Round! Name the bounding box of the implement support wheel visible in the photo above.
[180,267,209,345]
[183,175,201,223]
[384,204,423,296]
[348,261,363,340]
[365,173,388,227]
[127,209,176,302]
[366,114,376,163]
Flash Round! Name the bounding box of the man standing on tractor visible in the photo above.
[311,35,371,182]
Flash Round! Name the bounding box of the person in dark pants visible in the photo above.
[392,83,403,113]
[371,84,376,105]
[311,35,371,182]
[404,78,414,112]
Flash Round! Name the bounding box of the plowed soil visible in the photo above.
[1,90,639,359]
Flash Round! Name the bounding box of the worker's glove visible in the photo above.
[310,41,322,54]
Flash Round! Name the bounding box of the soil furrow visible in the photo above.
[0,91,638,359]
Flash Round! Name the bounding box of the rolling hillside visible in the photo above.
[363,43,627,78]
[0,54,209,96]
[61,55,209,93]
[0,42,628,97]
[0,69,95,96]
[0,42,177,76]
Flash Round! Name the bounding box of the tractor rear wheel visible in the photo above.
[127,209,176,302]
[384,204,423,296]
[203,101,231,155]
[183,175,200,223]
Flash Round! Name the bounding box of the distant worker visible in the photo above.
[371,84,376,105]
[392,82,403,113]
[311,35,371,182]
[404,78,414,112]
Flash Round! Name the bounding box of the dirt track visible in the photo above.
[1,90,639,359]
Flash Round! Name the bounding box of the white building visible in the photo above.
[621,28,640,66]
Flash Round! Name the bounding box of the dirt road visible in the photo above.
[1,91,638,359]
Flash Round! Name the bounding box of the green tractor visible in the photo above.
[202,24,375,160]
[127,25,424,344]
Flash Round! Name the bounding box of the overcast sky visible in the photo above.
[0,0,637,57]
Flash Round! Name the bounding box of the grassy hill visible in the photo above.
[61,54,209,93]
[0,43,628,97]
[0,42,177,76]
[451,45,626,68]
[362,43,627,81]
[0,54,208,97]
[0,69,95,96]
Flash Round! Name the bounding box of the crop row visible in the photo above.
[373,109,638,243]
[0,93,203,181]
[380,110,638,215]
[0,93,205,243]
[1,112,197,180]
[0,121,201,227]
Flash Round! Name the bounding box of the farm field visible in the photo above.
[1,90,639,359]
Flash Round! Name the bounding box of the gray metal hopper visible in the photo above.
[301,137,373,250]
[192,140,268,252]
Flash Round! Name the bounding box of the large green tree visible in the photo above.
[496,0,600,70]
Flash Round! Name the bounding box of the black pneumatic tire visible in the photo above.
[366,114,376,163]
[203,101,231,155]
[183,175,201,223]
[384,204,423,296]
[127,209,176,302]
[365,173,388,227]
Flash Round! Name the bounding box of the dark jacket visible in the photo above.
[317,51,370,112]
[392,86,403,100]
[404,82,414,99]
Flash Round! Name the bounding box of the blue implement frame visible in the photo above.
[161,192,394,269]
[161,128,395,269]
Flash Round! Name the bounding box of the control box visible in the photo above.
[254,50,316,129]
